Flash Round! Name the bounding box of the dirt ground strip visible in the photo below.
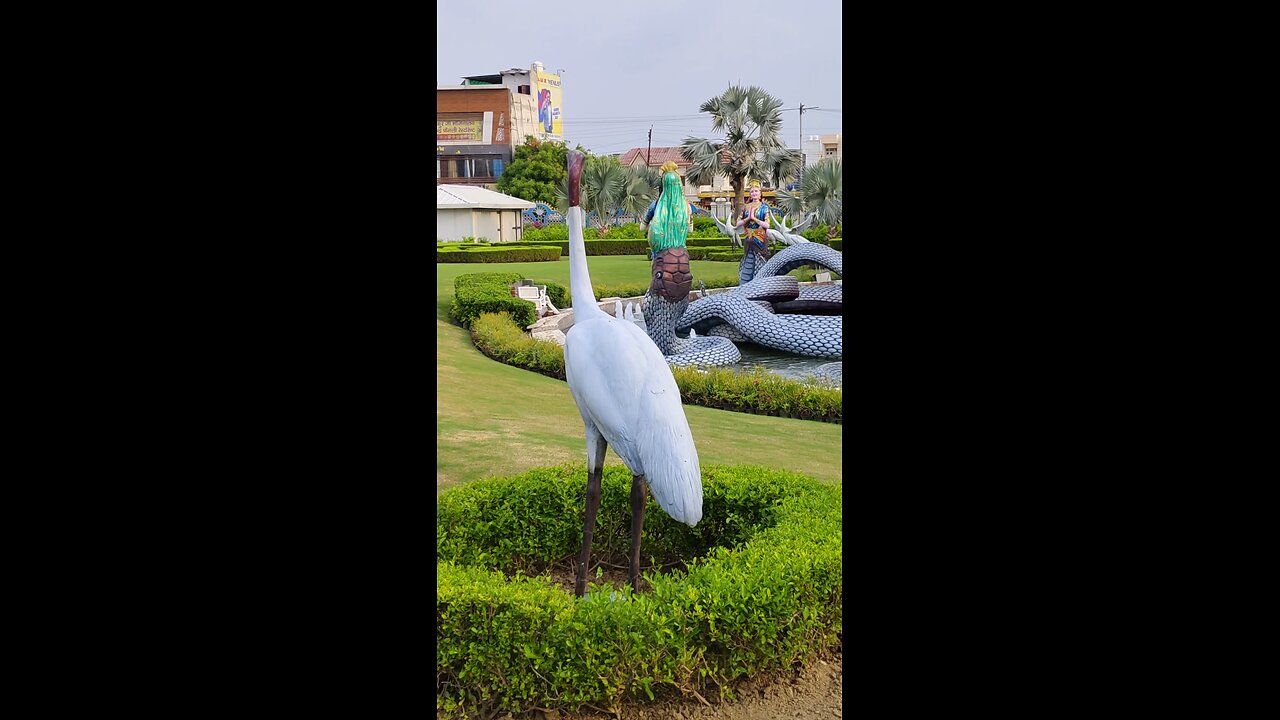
[547,646,843,720]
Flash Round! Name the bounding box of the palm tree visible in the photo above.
[775,157,841,239]
[621,164,661,222]
[555,156,660,230]
[616,166,659,224]
[680,85,802,218]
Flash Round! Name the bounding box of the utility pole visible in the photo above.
[646,126,652,166]
[798,104,817,182]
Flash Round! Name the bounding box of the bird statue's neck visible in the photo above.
[567,206,603,317]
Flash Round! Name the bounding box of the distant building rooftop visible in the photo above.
[436,185,535,210]
[459,68,529,85]
[618,147,690,167]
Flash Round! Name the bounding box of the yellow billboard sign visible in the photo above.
[533,70,563,139]
[437,117,483,142]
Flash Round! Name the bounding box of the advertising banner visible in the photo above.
[532,70,563,140]
[437,116,483,142]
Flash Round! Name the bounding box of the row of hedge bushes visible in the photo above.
[449,272,742,328]
[706,251,744,262]
[468,236,737,248]
[468,310,568,379]
[449,273,571,329]
[522,221,728,243]
[436,245,562,263]
[445,242,798,260]
[467,312,841,422]
[439,238,842,257]
[518,216,837,242]
[437,463,843,718]
[588,275,740,303]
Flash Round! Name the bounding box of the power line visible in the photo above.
[571,113,705,121]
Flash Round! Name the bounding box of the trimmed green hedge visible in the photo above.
[600,222,646,239]
[671,365,841,421]
[437,464,842,718]
[458,270,738,325]
[469,312,566,380]
[590,276,739,302]
[449,274,569,329]
[437,245,562,263]
[457,240,653,257]
[706,251,745,262]
[441,237,818,257]
[582,239,649,255]
[521,225,569,242]
[466,311,841,422]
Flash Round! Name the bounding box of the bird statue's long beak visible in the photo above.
[568,150,583,208]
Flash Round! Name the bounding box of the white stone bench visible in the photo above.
[515,284,559,318]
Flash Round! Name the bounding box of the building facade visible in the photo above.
[436,61,563,189]
[802,133,843,168]
[436,184,535,242]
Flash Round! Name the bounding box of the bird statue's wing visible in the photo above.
[564,317,702,526]
[614,299,623,319]
[766,228,789,246]
[714,215,742,248]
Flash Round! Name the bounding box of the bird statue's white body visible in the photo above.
[564,206,702,527]
[713,214,743,248]
[765,213,812,246]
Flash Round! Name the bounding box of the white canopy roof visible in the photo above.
[436,185,536,210]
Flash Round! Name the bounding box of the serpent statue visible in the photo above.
[676,243,843,360]
[638,170,842,381]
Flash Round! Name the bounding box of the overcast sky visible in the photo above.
[436,0,842,157]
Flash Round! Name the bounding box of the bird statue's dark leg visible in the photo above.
[575,429,608,597]
[629,474,649,591]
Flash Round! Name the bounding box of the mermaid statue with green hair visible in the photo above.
[639,161,698,356]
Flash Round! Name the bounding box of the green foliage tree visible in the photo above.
[680,85,802,218]
[776,157,842,239]
[495,136,569,204]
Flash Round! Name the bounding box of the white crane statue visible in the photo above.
[765,211,814,246]
[562,150,703,597]
[713,214,743,248]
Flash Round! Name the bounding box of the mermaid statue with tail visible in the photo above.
[735,178,774,286]
[641,162,740,366]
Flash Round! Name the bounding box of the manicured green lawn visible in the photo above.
[436,256,843,494]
